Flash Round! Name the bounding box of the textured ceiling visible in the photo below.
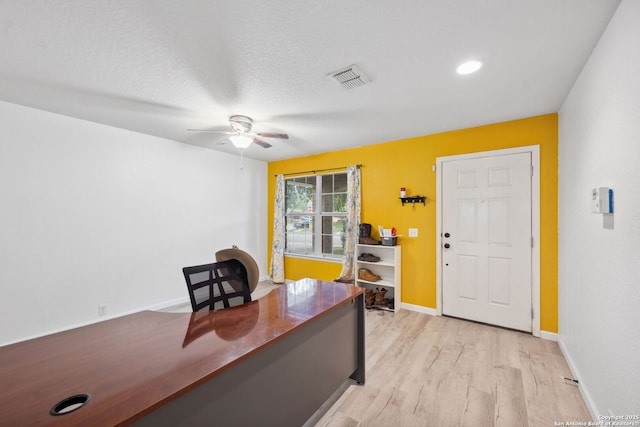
[0,0,620,162]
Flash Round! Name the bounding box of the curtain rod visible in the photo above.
[276,164,362,177]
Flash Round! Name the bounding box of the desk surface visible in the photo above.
[0,279,364,426]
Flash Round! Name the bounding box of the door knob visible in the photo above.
[444,232,450,238]
[444,243,451,249]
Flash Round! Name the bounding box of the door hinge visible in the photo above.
[531,165,534,177]
[531,236,534,248]
[531,308,535,320]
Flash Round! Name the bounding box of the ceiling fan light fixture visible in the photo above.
[229,115,253,133]
[187,115,285,151]
[456,60,483,75]
[229,135,253,149]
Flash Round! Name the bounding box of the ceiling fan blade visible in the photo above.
[186,129,235,135]
[252,138,272,149]
[216,138,230,145]
[254,132,289,139]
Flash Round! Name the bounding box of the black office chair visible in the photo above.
[182,260,252,312]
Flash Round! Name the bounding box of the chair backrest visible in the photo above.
[182,260,252,312]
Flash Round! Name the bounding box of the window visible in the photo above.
[285,172,348,259]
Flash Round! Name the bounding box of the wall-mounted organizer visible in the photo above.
[355,244,401,312]
[400,196,426,206]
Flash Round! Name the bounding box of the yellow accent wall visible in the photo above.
[268,114,558,332]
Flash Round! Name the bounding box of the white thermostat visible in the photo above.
[591,187,613,214]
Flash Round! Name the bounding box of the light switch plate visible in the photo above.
[409,228,418,237]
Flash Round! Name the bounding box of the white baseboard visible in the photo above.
[67,295,191,325]
[400,302,438,316]
[558,337,598,421]
[3,296,191,346]
[147,296,191,312]
[540,330,558,341]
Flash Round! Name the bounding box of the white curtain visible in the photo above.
[270,174,286,283]
[336,165,361,282]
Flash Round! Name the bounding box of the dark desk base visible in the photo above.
[135,293,365,427]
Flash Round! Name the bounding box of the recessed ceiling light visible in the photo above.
[456,60,483,75]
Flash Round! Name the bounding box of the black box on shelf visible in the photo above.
[381,236,397,246]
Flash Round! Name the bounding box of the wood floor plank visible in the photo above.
[462,386,495,427]
[315,310,592,426]
[494,365,529,427]
[494,327,522,369]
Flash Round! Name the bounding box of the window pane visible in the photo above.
[333,194,347,212]
[322,174,333,193]
[333,216,346,233]
[322,235,332,254]
[321,216,346,256]
[334,174,347,192]
[286,215,312,231]
[332,233,345,255]
[286,179,316,213]
[322,194,333,212]
[322,216,332,233]
[286,216,314,254]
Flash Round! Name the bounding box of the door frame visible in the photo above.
[435,145,541,337]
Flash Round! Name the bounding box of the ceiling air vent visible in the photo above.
[328,65,369,89]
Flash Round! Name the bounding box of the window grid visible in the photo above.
[285,172,347,259]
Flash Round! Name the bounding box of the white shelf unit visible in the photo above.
[355,244,401,312]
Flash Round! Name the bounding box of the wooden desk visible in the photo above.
[0,279,365,426]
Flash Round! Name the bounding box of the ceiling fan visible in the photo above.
[187,115,288,149]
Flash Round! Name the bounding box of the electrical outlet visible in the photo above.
[98,305,108,316]
[409,228,419,238]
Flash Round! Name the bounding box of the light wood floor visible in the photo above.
[315,309,590,427]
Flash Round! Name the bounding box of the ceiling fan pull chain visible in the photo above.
[240,149,245,170]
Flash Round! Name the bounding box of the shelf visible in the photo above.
[367,306,395,313]
[356,278,396,288]
[356,259,395,267]
[400,196,426,206]
[355,244,401,312]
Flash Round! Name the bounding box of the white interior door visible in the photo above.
[441,152,532,332]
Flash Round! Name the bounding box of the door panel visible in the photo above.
[457,199,478,242]
[488,198,509,244]
[457,255,478,300]
[488,257,510,305]
[442,152,532,332]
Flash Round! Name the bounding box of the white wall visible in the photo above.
[0,100,268,345]
[558,0,639,416]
